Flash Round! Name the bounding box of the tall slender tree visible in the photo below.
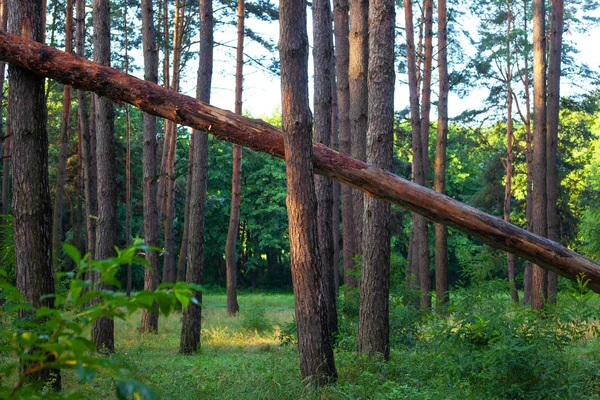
[434,0,449,310]
[92,0,117,352]
[225,0,244,316]
[0,0,7,218]
[180,0,212,353]
[331,59,341,295]
[76,0,97,262]
[417,0,434,309]
[546,0,564,304]
[163,0,187,284]
[52,0,74,267]
[123,2,133,297]
[313,0,337,335]
[531,0,547,310]
[279,0,337,384]
[333,0,355,291]
[348,0,368,273]
[139,0,161,333]
[8,0,60,388]
[504,1,519,303]
[357,0,394,358]
[404,0,425,301]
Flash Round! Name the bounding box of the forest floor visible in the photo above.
[61,289,600,399]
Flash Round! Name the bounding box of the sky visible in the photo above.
[170,3,600,122]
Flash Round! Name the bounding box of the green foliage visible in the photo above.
[240,306,273,333]
[0,241,201,399]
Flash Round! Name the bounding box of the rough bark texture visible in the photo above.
[76,0,96,262]
[333,0,356,291]
[521,0,533,304]
[546,0,563,304]
[531,0,547,310]
[348,0,368,266]
[6,33,600,292]
[91,0,116,353]
[177,135,192,284]
[7,0,60,388]
[417,0,434,309]
[52,0,73,267]
[313,0,337,336]
[357,0,394,358]
[180,0,212,353]
[124,5,132,297]
[280,0,337,384]
[331,58,341,295]
[0,0,7,217]
[404,0,423,296]
[434,0,449,310]
[139,0,160,333]
[225,0,244,316]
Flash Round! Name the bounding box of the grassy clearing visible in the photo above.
[54,288,600,399]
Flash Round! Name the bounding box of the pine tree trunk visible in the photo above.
[280,0,337,384]
[331,59,341,295]
[522,0,533,304]
[0,0,7,218]
[404,0,423,298]
[177,137,192,283]
[140,0,160,333]
[505,3,518,304]
[434,0,449,310]
[531,0,547,311]
[313,0,337,336]
[546,0,563,304]
[225,0,244,316]
[349,0,368,270]
[8,33,600,292]
[52,0,73,268]
[7,0,60,388]
[180,0,212,353]
[91,0,116,353]
[123,5,132,297]
[417,0,433,309]
[76,0,97,263]
[333,0,356,292]
[357,0,394,358]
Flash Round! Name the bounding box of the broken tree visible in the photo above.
[2,30,600,292]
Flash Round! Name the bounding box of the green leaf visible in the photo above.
[76,362,96,384]
[63,243,82,265]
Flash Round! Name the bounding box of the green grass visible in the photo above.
[50,289,600,399]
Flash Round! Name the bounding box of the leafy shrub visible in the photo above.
[241,306,273,333]
[0,241,201,399]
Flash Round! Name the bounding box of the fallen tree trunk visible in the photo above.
[2,30,600,292]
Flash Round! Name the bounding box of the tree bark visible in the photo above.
[334,0,356,292]
[123,3,132,297]
[0,0,7,217]
[434,0,449,310]
[505,2,518,304]
[404,0,423,297]
[139,0,160,333]
[331,57,341,295]
[313,0,337,336]
[280,0,337,384]
[76,0,97,263]
[52,0,73,268]
[416,0,434,309]
[546,0,563,304]
[357,0,394,358]
[91,0,116,353]
[7,0,60,388]
[180,0,212,353]
[348,0,368,271]
[531,0,547,310]
[225,0,244,316]
[7,33,600,292]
